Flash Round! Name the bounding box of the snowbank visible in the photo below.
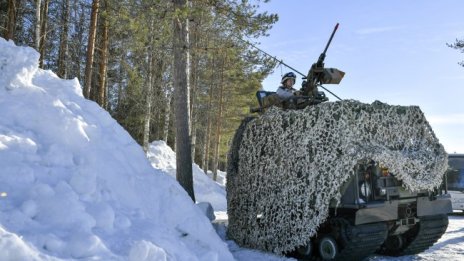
[0,38,233,260]
[147,141,227,212]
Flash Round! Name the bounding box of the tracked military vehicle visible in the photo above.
[226,24,452,260]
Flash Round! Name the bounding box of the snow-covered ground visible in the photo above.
[147,141,227,212]
[1,37,463,261]
[0,37,233,260]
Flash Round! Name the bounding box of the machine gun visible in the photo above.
[301,23,345,98]
[249,23,345,113]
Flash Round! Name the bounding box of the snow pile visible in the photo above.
[215,170,227,187]
[0,38,233,260]
[227,101,448,254]
[147,141,227,212]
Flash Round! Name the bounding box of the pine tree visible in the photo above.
[35,0,41,50]
[83,0,100,99]
[97,0,109,108]
[448,39,464,67]
[4,0,17,41]
[57,0,70,78]
[173,0,195,201]
[38,0,49,68]
[0,0,278,178]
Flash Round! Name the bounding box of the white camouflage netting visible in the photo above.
[226,100,448,254]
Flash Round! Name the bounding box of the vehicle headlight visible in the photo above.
[360,182,371,198]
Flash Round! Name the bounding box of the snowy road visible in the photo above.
[217,213,464,261]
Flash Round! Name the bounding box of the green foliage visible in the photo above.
[6,0,279,171]
[447,39,464,67]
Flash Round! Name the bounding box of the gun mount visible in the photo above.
[251,23,345,113]
[302,23,345,98]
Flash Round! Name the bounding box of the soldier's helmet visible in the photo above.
[281,72,296,84]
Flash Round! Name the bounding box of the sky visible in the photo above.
[256,0,464,153]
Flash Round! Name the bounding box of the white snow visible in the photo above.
[147,141,227,212]
[1,37,464,261]
[0,37,233,261]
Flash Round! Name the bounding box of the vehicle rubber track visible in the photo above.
[332,219,388,261]
[378,214,449,256]
[297,219,387,261]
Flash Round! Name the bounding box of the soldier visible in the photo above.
[276,72,300,99]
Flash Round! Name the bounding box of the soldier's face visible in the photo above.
[284,79,295,88]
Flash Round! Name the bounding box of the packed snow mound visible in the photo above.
[147,140,227,212]
[0,37,233,260]
[227,100,448,254]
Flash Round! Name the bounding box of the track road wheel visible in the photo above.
[377,214,448,256]
[383,234,404,252]
[319,236,338,260]
[295,240,313,259]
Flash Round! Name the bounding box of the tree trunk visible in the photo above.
[203,111,212,174]
[153,59,164,141]
[163,92,172,143]
[115,51,126,112]
[151,60,163,139]
[142,60,153,152]
[5,0,17,41]
[142,18,155,153]
[191,113,197,163]
[73,3,86,81]
[83,0,100,99]
[212,56,225,181]
[202,53,215,174]
[39,0,49,68]
[57,0,70,78]
[190,48,199,162]
[173,0,195,201]
[97,1,109,108]
[189,8,203,163]
[35,0,41,50]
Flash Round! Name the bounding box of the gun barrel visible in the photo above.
[321,23,339,60]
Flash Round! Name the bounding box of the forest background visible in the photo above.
[0,0,278,178]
